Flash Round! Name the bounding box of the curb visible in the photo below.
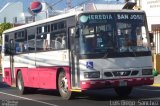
[151,84,160,87]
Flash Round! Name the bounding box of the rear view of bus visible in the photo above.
[75,11,153,97]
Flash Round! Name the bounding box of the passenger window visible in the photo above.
[27,27,36,52]
[50,33,67,50]
[15,30,27,54]
[36,34,51,51]
[15,42,24,53]
[4,35,9,55]
[4,33,16,55]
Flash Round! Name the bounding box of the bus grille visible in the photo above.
[104,70,139,78]
[113,71,131,76]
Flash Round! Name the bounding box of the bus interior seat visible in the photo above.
[55,37,62,49]
[50,40,55,49]
[43,39,49,50]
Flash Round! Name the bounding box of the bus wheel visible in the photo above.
[17,71,28,94]
[114,86,132,97]
[58,71,72,100]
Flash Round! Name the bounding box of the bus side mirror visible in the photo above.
[5,46,15,55]
[149,32,154,47]
[149,32,153,43]
[5,48,11,55]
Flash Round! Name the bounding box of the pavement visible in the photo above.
[152,74,160,86]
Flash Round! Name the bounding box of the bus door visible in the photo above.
[9,39,15,85]
[69,27,80,88]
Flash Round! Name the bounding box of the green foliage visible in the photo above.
[0,23,13,44]
[153,69,159,77]
[0,23,13,35]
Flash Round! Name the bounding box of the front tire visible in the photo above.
[114,86,132,97]
[58,71,72,100]
[17,71,28,94]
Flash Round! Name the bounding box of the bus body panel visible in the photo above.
[35,50,69,67]
[79,56,153,89]
[79,56,152,80]
[3,68,12,85]
[80,77,154,90]
[36,66,71,89]
[3,66,71,89]
[2,50,71,89]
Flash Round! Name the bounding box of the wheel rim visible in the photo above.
[60,75,68,94]
[18,77,22,90]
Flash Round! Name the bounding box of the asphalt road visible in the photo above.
[1,75,160,106]
[0,79,160,106]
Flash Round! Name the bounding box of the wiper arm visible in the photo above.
[102,48,114,58]
[103,52,109,58]
[129,47,136,57]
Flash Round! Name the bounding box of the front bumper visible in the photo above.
[80,77,154,90]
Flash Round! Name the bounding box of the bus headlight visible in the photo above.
[142,69,152,75]
[84,72,100,78]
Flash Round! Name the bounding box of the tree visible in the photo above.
[0,23,13,44]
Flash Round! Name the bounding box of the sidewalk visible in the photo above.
[152,75,160,87]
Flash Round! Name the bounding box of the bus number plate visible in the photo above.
[119,80,127,86]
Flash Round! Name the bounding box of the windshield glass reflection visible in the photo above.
[79,19,149,55]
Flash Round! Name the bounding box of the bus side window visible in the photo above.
[50,39,55,49]
[62,36,66,48]
[4,35,9,55]
[43,33,50,51]
[4,44,10,55]
[50,33,56,50]
[4,34,16,55]
[28,34,35,51]
[50,33,67,50]
[43,39,48,50]
[55,37,62,49]
[15,30,27,54]
[15,42,25,53]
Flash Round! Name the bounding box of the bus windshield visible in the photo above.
[78,12,149,55]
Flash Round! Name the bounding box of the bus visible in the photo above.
[1,9,153,99]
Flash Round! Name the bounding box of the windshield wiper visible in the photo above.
[102,48,114,58]
[103,52,109,58]
[129,47,137,57]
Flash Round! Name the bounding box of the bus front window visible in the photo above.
[79,24,114,54]
[78,13,150,56]
[116,22,149,52]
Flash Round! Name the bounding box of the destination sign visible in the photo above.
[80,14,113,23]
[79,13,145,24]
[117,14,144,20]
[88,14,113,20]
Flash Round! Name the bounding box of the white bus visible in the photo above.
[1,9,153,99]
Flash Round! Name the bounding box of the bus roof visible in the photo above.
[3,9,145,34]
[3,10,82,34]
